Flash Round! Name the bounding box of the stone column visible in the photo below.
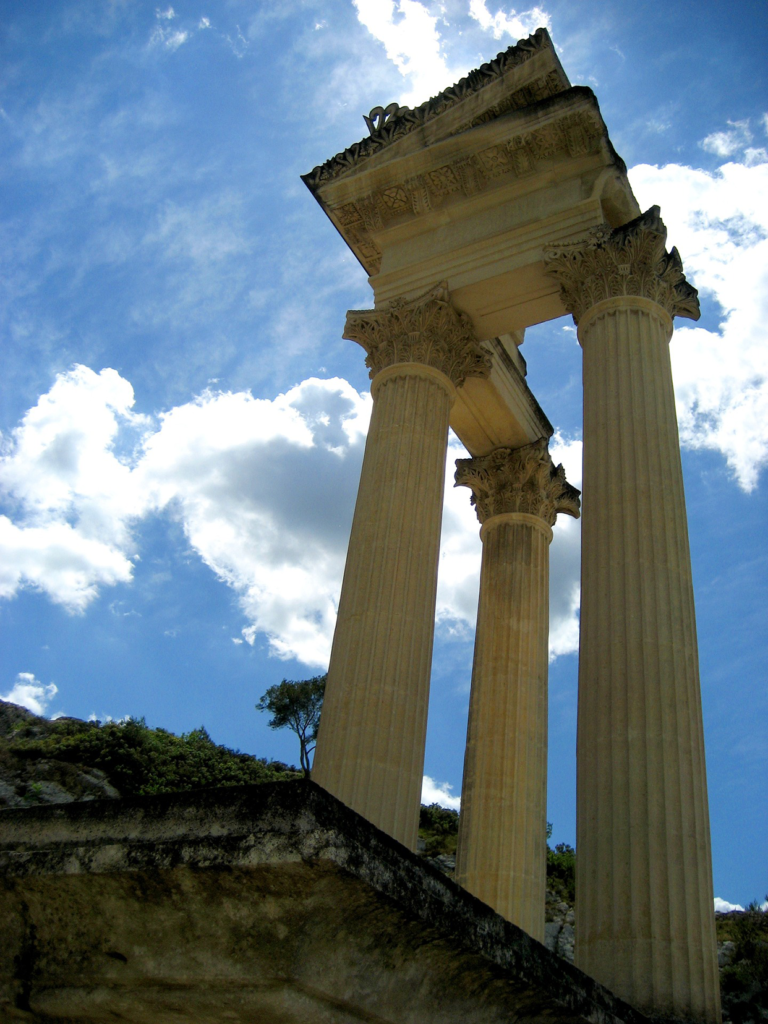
[453,440,580,941]
[545,208,721,1023]
[312,284,491,850]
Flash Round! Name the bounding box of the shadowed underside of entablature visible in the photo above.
[302,29,640,456]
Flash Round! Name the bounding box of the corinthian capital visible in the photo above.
[543,206,700,325]
[456,438,581,527]
[343,282,492,386]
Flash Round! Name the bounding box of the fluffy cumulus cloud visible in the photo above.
[1,361,586,667]
[700,119,753,158]
[136,378,371,666]
[468,1,551,40]
[422,774,461,810]
[1,672,58,716]
[353,0,453,105]
[714,897,744,913]
[353,0,551,106]
[0,366,147,610]
[630,135,768,491]
[0,368,370,666]
[546,432,582,661]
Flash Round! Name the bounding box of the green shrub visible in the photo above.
[546,841,575,903]
[720,901,768,1024]
[418,803,459,858]
[5,715,301,796]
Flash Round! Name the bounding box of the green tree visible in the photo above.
[255,675,326,778]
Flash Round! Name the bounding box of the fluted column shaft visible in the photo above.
[456,513,551,939]
[545,208,719,1023]
[312,283,491,850]
[313,364,454,848]
[453,441,580,939]
[576,297,719,1018]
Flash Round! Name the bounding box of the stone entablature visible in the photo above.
[328,98,608,276]
[302,29,567,190]
[544,205,701,325]
[311,90,617,278]
[343,283,492,386]
[455,438,581,527]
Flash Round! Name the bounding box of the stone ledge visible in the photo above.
[1,781,649,1024]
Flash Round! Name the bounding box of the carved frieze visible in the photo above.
[543,206,701,323]
[324,107,605,276]
[343,283,492,387]
[302,29,561,189]
[455,438,581,527]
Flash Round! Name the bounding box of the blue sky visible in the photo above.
[1,0,766,909]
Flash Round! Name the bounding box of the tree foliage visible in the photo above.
[2,713,300,800]
[719,901,768,1024]
[418,802,459,857]
[255,675,326,777]
[546,841,576,903]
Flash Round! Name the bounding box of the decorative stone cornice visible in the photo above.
[543,206,700,325]
[302,29,563,189]
[455,438,581,527]
[343,283,492,387]
[324,102,607,276]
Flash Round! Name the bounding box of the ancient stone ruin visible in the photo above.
[304,26,719,1023]
[1,29,720,1024]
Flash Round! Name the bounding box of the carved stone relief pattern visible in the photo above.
[543,206,701,323]
[327,109,604,275]
[343,283,492,387]
[455,438,581,527]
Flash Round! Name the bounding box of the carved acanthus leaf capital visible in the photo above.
[343,283,492,386]
[455,438,581,527]
[543,206,700,325]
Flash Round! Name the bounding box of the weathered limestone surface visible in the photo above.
[303,29,639,457]
[454,440,580,941]
[545,208,721,1023]
[312,285,490,850]
[0,781,653,1024]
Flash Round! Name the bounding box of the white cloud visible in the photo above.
[0,365,148,610]
[422,774,461,810]
[164,30,189,50]
[468,1,551,41]
[353,0,455,106]
[743,147,768,166]
[629,157,768,490]
[714,897,744,913]
[436,436,483,631]
[0,367,372,665]
[1,672,58,716]
[1,365,584,666]
[149,7,189,52]
[547,432,582,661]
[0,517,134,611]
[700,119,752,158]
[199,17,211,30]
[136,378,371,666]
